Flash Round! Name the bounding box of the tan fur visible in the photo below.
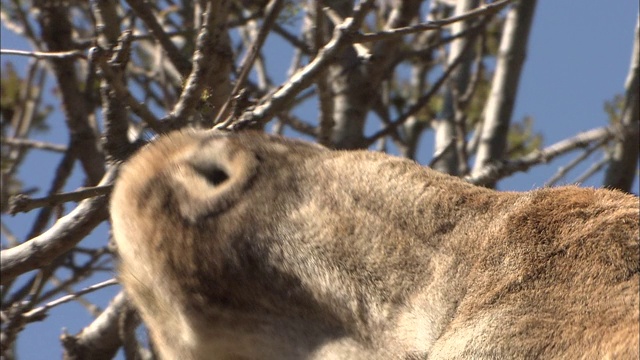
[110,129,639,359]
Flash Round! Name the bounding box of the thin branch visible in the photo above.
[4,61,47,178]
[366,35,475,144]
[22,279,118,322]
[215,0,285,126]
[9,185,112,215]
[91,46,163,132]
[353,0,515,43]
[544,138,608,187]
[0,49,86,59]
[574,156,610,185]
[272,24,312,54]
[25,146,77,240]
[61,292,131,360]
[222,0,377,130]
[466,126,616,186]
[277,113,317,136]
[1,137,67,153]
[125,0,192,76]
[0,168,117,285]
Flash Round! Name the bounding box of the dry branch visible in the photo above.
[9,186,112,215]
[0,168,117,284]
[215,0,285,126]
[354,0,515,43]
[22,279,118,322]
[125,0,192,77]
[61,292,133,360]
[466,127,615,186]
[0,49,86,59]
[222,0,377,130]
[1,138,67,152]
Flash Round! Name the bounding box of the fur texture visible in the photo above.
[111,129,639,359]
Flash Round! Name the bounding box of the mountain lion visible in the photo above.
[111,129,639,359]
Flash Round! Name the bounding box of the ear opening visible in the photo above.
[172,136,260,222]
[192,162,230,187]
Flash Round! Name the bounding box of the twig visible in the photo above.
[21,279,118,321]
[272,24,312,54]
[1,137,66,153]
[3,62,47,178]
[465,127,616,186]
[221,0,377,130]
[25,146,77,240]
[353,0,515,43]
[91,46,163,132]
[124,0,192,76]
[215,0,285,126]
[9,185,112,215]
[0,167,117,285]
[277,113,317,136]
[573,156,610,185]
[0,49,86,59]
[366,34,475,144]
[544,138,608,187]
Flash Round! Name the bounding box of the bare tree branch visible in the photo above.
[466,127,615,186]
[0,168,116,285]
[91,46,163,132]
[0,49,86,59]
[25,147,77,239]
[215,0,285,126]
[22,279,118,322]
[9,186,112,215]
[61,292,132,360]
[1,138,66,153]
[544,137,608,187]
[354,0,515,43]
[125,0,192,77]
[367,34,475,144]
[222,0,377,131]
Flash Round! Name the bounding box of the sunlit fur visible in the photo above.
[111,129,639,359]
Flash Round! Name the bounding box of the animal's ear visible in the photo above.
[172,136,259,221]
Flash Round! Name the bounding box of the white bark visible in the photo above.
[432,0,478,175]
[603,16,639,192]
[471,0,537,185]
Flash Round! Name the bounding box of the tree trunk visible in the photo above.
[432,0,478,175]
[603,17,639,193]
[472,0,537,188]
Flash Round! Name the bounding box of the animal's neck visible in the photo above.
[283,157,513,342]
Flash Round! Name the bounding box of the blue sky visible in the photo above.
[1,1,638,358]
